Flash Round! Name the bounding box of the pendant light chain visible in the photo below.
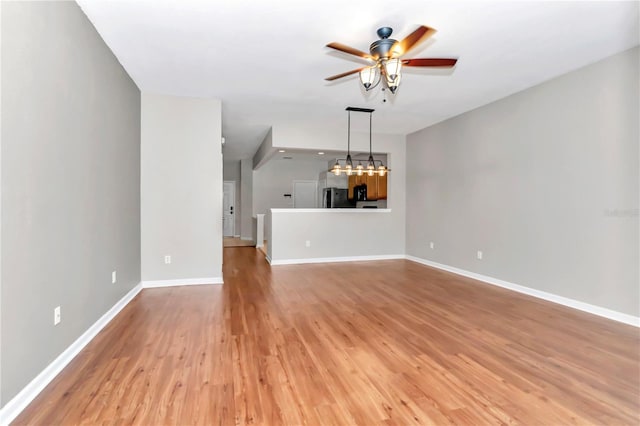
[367,111,375,175]
[348,111,351,153]
[345,110,353,173]
[369,112,372,156]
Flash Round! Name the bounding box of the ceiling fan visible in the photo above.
[325,25,458,94]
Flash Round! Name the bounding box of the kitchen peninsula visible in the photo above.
[253,126,406,265]
[265,208,402,265]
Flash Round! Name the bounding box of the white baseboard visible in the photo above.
[141,277,223,288]
[405,255,640,327]
[0,282,143,426]
[268,254,405,266]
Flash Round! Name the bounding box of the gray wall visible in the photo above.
[253,158,328,214]
[406,47,639,316]
[1,1,141,405]
[223,160,241,236]
[141,93,223,282]
[253,128,274,169]
[240,159,254,240]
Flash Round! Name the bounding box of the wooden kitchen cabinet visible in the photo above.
[377,173,387,199]
[348,176,355,199]
[348,174,387,200]
[365,174,378,200]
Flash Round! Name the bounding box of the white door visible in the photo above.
[223,181,235,237]
[293,180,318,208]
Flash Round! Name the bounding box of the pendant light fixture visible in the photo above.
[329,107,390,176]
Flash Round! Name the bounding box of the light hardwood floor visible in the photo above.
[223,237,255,247]
[13,247,640,425]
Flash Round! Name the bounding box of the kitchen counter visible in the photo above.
[270,208,391,213]
[356,200,387,209]
[265,208,402,265]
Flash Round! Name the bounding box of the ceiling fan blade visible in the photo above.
[325,67,366,81]
[326,42,373,60]
[402,58,458,67]
[393,25,436,57]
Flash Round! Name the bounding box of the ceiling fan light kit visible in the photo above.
[326,25,458,95]
[359,66,380,90]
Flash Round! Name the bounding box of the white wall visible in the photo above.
[223,160,241,236]
[253,157,328,214]
[240,158,254,240]
[406,47,639,317]
[141,93,223,282]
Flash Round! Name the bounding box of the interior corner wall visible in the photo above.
[1,1,141,405]
[240,159,254,240]
[253,127,274,169]
[141,93,223,282]
[406,47,639,317]
[223,160,241,236]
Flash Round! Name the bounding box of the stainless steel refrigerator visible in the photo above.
[322,188,351,208]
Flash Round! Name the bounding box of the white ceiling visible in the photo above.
[248,149,387,163]
[76,0,639,160]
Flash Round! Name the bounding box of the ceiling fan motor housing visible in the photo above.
[370,27,397,60]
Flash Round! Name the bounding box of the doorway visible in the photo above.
[293,180,318,208]
[223,181,235,237]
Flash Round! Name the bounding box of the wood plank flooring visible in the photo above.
[13,247,640,425]
[223,237,255,247]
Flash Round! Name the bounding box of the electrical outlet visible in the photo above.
[54,306,61,325]
[477,250,483,260]
[112,270,117,284]
[429,242,435,249]
[164,255,171,264]
[305,240,311,248]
